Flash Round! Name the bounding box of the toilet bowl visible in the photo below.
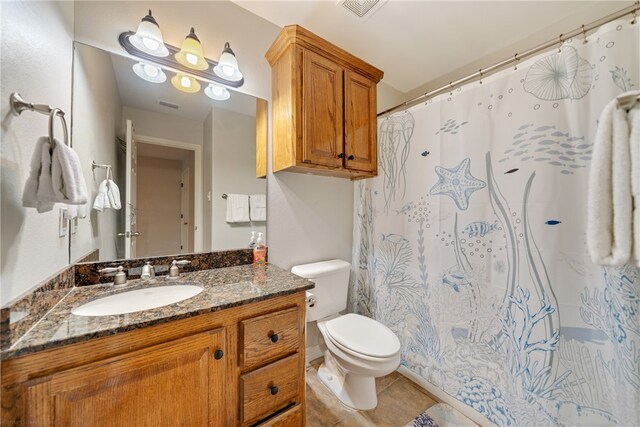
[291,260,401,410]
[316,313,401,410]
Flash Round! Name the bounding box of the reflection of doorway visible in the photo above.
[134,135,202,257]
[180,167,190,253]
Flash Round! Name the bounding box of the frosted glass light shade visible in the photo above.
[132,62,167,83]
[213,42,243,82]
[171,73,201,93]
[175,28,208,71]
[129,10,169,57]
[204,84,230,101]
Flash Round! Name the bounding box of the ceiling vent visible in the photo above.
[158,100,179,110]
[339,0,387,21]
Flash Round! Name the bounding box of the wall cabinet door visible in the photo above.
[22,329,226,427]
[344,70,377,173]
[302,49,344,169]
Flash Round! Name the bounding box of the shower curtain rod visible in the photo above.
[378,1,640,117]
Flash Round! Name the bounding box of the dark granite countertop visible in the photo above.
[1,264,314,360]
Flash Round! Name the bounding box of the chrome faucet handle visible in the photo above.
[140,262,156,281]
[169,259,191,278]
[98,266,127,286]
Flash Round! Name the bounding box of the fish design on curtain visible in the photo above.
[350,20,639,427]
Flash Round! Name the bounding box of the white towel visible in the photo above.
[225,194,250,223]
[587,97,633,266]
[93,179,121,211]
[249,194,266,221]
[22,137,55,213]
[629,105,640,265]
[51,138,88,205]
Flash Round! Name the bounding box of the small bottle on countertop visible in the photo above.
[248,231,257,249]
[253,232,267,266]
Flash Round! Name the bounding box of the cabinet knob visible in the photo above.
[270,385,279,395]
[270,333,279,343]
[337,153,345,159]
[347,155,355,161]
[214,349,224,360]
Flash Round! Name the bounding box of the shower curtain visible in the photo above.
[351,20,639,426]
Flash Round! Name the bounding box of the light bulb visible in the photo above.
[186,53,198,65]
[142,37,160,51]
[180,76,191,88]
[143,64,159,77]
[222,65,235,77]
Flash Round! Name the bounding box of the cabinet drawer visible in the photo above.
[256,404,303,426]
[240,307,301,369]
[240,354,300,425]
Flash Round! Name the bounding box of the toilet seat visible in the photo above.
[324,313,400,360]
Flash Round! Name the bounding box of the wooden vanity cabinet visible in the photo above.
[266,25,383,180]
[1,292,307,427]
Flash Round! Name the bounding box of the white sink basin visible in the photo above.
[71,284,203,317]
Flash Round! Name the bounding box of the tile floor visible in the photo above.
[305,358,440,427]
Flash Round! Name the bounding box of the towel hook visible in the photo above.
[48,108,69,146]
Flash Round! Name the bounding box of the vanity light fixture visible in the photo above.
[171,73,201,93]
[128,10,169,57]
[132,62,167,83]
[204,83,230,101]
[175,28,208,71]
[213,42,243,82]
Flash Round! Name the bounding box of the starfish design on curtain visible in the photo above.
[429,158,486,210]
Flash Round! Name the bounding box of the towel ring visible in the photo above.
[48,108,69,146]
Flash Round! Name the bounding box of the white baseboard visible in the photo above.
[397,366,496,427]
[306,345,323,365]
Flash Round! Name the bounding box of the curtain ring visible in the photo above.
[632,7,637,25]
[581,25,588,44]
[514,54,519,71]
[449,82,454,95]
[48,108,69,147]
[479,69,483,85]
[557,34,563,53]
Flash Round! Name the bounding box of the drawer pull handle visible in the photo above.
[214,349,224,360]
[270,385,279,396]
[270,333,279,343]
[348,155,355,161]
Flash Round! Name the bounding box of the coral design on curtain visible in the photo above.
[351,21,639,426]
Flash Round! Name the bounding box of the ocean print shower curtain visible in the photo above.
[351,20,639,426]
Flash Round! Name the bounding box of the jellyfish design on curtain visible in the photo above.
[350,20,640,426]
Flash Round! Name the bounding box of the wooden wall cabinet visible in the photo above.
[2,293,306,427]
[266,25,383,180]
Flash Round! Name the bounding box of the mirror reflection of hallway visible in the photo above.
[136,141,195,257]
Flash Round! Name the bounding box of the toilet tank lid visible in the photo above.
[291,259,351,279]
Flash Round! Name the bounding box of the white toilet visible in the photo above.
[292,259,401,410]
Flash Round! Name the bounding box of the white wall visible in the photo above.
[122,106,203,147]
[0,1,74,306]
[70,43,123,262]
[211,108,266,250]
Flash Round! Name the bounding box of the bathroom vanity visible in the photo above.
[1,265,313,426]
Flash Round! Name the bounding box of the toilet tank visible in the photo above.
[291,259,351,322]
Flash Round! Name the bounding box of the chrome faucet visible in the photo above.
[140,262,156,281]
[169,260,191,278]
[98,266,127,286]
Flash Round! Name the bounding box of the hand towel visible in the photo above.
[587,97,633,266]
[93,180,111,212]
[22,136,55,213]
[629,105,640,265]
[249,194,266,221]
[105,179,122,210]
[225,194,250,223]
[51,138,88,205]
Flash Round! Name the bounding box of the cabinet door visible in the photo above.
[23,329,226,427]
[302,49,344,168]
[344,70,377,173]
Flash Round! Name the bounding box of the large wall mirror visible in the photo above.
[70,42,266,263]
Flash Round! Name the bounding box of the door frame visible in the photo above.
[134,134,203,253]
